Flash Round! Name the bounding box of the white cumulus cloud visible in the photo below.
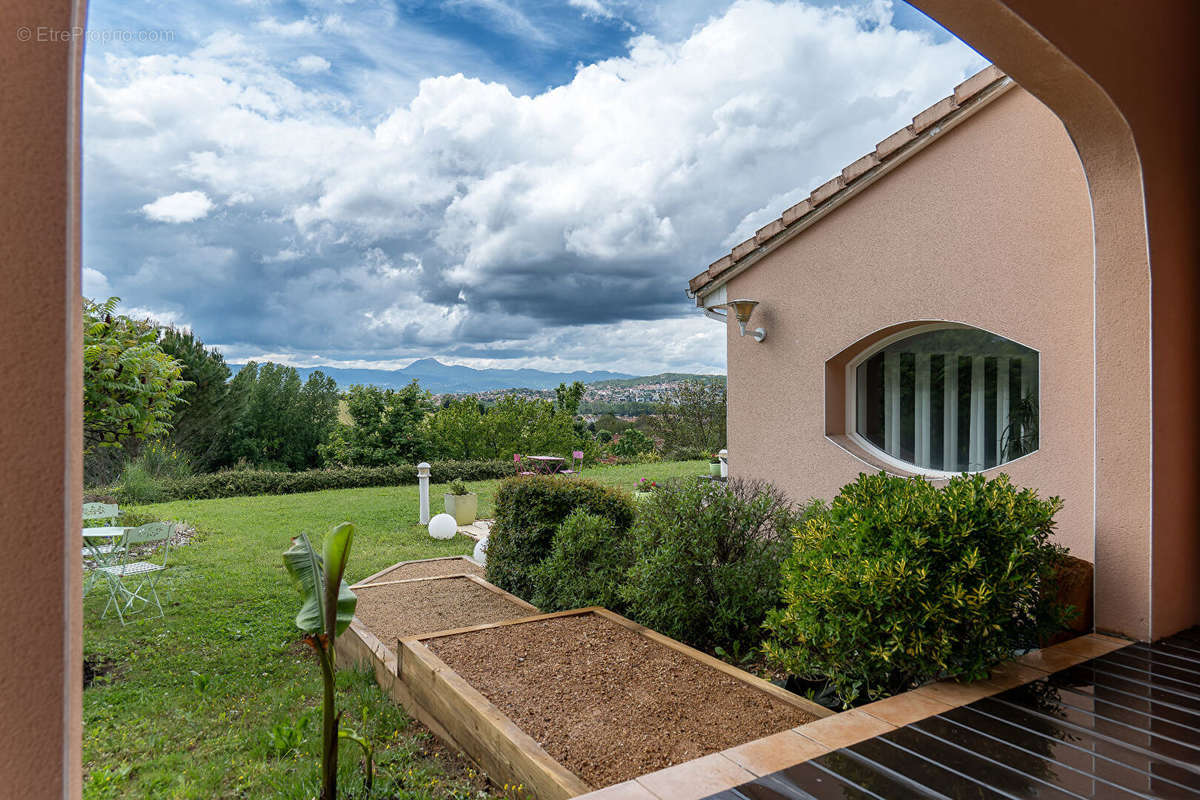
[293,54,331,74]
[84,0,986,373]
[141,191,215,223]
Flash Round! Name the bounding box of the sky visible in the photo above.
[81,0,986,376]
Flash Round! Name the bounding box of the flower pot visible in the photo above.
[632,491,653,502]
[444,492,478,525]
[709,463,722,477]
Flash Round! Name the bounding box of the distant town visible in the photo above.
[434,373,726,418]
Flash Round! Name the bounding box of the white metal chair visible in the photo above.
[82,503,123,598]
[97,522,175,625]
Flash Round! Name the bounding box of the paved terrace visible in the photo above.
[581,629,1200,799]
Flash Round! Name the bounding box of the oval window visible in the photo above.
[852,326,1038,473]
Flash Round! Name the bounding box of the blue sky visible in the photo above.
[82,0,984,375]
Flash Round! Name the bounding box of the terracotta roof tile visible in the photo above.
[842,152,880,183]
[755,218,785,244]
[707,253,733,276]
[954,64,1005,104]
[875,125,916,159]
[912,95,958,133]
[731,237,758,262]
[688,65,1010,297]
[781,198,812,225]
[810,175,845,206]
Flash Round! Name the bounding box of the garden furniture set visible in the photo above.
[81,502,174,624]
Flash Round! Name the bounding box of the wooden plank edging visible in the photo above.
[353,555,481,588]
[402,636,592,800]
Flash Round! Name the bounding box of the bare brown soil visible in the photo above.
[354,576,531,645]
[427,612,817,789]
[363,557,483,584]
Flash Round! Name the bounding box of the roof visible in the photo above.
[688,65,1011,301]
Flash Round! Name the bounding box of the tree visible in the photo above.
[83,297,190,452]
[226,362,339,470]
[423,395,489,460]
[651,379,727,454]
[319,381,434,467]
[554,381,585,417]
[157,327,234,470]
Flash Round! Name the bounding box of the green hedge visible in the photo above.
[105,459,515,503]
[485,476,636,601]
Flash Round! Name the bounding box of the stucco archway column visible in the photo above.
[912,0,1200,640]
[0,0,87,795]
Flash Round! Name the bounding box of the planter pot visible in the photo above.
[709,463,722,477]
[632,491,653,502]
[444,492,478,525]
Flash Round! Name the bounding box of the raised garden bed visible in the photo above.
[355,555,483,585]
[353,575,535,646]
[335,568,540,766]
[400,608,829,799]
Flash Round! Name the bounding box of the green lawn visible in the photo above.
[83,460,706,799]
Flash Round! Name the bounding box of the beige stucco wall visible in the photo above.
[723,87,1096,562]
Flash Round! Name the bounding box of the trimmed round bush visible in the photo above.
[485,476,636,602]
[531,510,632,612]
[619,477,804,654]
[763,471,1073,707]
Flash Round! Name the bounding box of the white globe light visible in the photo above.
[472,537,489,567]
[428,513,458,540]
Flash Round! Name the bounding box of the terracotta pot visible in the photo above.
[444,492,478,525]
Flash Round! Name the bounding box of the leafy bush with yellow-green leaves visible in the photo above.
[763,471,1073,707]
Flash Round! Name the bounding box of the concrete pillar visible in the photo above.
[417,462,431,524]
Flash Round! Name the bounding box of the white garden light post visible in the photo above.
[417,462,431,524]
[718,449,728,478]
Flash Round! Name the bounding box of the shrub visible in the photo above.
[763,471,1072,707]
[106,459,514,503]
[620,478,805,654]
[609,428,653,457]
[531,510,632,612]
[485,476,636,601]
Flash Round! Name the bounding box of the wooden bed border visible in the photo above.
[352,555,483,588]
[396,607,832,800]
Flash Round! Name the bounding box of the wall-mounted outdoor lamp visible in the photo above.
[727,299,766,342]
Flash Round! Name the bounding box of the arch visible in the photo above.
[912,0,1200,641]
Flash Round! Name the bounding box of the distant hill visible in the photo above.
[228,358,638,394]
[587,372,726,389]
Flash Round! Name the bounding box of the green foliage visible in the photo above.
[651,379,726,455]
[763,472,1072,706]
[83,297,190,451]
[531,510,632,612]
[620,478,803,654]
[425,393,578,461]
[283,524,370,800]
[116,442,193,504]
[226,363,340,471]
[157,327,236,470]
[609,427,653,457]
[553,381,585,417]
[85,466,710,798]
[486,476,636,601]
[447,481,469,496]
[105,459,515,503]
[319,381,434,467]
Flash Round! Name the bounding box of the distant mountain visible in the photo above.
[587,372,725,389]
[228,358,637,394]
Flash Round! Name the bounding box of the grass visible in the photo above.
[83,460,705,799]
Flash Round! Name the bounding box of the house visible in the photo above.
[689,66,1119,629]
